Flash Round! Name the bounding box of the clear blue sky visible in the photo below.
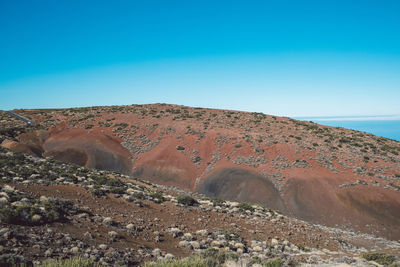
[1,0,400,117]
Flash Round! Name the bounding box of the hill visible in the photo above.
[0,104,399,259]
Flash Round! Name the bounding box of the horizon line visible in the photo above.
[295,114,400,121]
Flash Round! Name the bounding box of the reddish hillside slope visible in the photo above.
[2,105,400,240]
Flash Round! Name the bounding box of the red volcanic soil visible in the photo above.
[4,104,400,240]
[133,149,197,190]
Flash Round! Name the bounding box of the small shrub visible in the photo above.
[263,258,284,267]
[113,122,128,129]
[143,255,217,267]
[339,138,351,144]
[249,256,263,266]
[191,156,202,163]
[109,186,126,195]
[149,191,165,202]
[42,257,99,267]
[296,244,311,252]
[234,143,242,148]
[177,195,197,206]
[89,174,124,187]
[362,252,395,265]
[133,191,146,199]
[200,248,238,264]
[238,202,254,212]
[0,254,33,267]
[210,197,225,206]
[0,198,75,225]
[223,229,240,241]
[42,198,76,222]
[254,147,264,154]
[90,185,106,197]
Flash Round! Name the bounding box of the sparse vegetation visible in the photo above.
[0,197,76,226]
[200,248,239,264]
[263,258,284,267]
[362,252,395,265]
[177,195,197,206]
[149,191,166,203]
[114,122,129,129]
[238,202,254,212]
[222,229,241,242]
[210,197,225,206]
[0,253,33,266]
[41,257,100,267]
[1,105,400,267]
[144,256,217,267]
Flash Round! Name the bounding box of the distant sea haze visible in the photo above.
[294,116,400,142]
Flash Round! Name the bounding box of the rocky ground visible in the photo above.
[1,105,400,266]
[1,146,400,266]
[2,105,398,241]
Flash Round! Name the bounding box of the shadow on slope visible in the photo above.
[285,177,400,240]
[43,129,132,175]
[197,168,286,212]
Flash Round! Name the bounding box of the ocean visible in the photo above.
[299,119,400,142]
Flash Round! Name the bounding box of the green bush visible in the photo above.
[133,191,146,199]
[149,191,165,202]
[113,122,128,129]
[210,197,225,206]
[263,258,284,267]
[0,253,33,266]
[41,257,99,267]
[177,195,197,206]
[109,186,126,195]
[88,174,126,197]
[90,186,106,197]
[362,252,395,265]
[248,256,263,266]
[200,248,238,264]
[238,202,254,212]
[43,198,75,222]
[222,230,240,241]
[0,198,74,225]
[89,174,124,187]
[143,256,218,267]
